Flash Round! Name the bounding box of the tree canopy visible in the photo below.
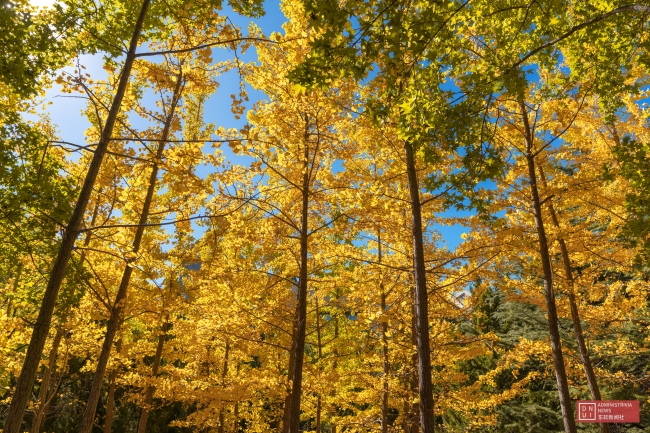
[0,0,649,432]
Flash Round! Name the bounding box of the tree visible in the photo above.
[3,0,266,430]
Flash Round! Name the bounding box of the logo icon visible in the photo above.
[578,403,596,421]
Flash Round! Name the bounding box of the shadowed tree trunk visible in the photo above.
[520,100,577,433]
[378,230,390,433]
[137,317,170,433]
[6,263,23,318]
[79,68,185,433]
[283,116,312,433]
[315,298,324,433]
[538,166,609,433]
[104,315,126,433]
[30,327,63,433]
[403,140,435,433]
[282,303,298,431]
[103,367,118,433]
[233,362,240,433]
[411,297,420,433]
[218,341,230,433]
[331,309,340,433]
[38,360,64,433]
[32,200,100,433]
[2,3,152,431]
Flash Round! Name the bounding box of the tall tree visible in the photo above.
[3,3,152,430]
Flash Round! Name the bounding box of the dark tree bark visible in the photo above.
[5,263,23,318]
[378,231,390,433]
[104,317,125,433]
[3,3,152,431]
[315,299,323,433]
[331,311,340,433]
[32,200,99,433]
[218,341,230,433]
[137,318,170,433]
[282,117,312,433]
[30,327,63,433]
[402,398,409,433]
[79,69,184,433]
[103,368,118,433]
[519,100,577,433]
[538,166,609,433]
[411,309,420,433]
[403,140,435,433]
[281,303,298,432]
[233,379,240,433]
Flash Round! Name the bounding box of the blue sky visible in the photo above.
[32,0,286,151]
[29,0,468,250]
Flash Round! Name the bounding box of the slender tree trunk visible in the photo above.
[411,314,420,433]
[520,101,577,433]
[314,298,324,433]
[103,368,118,433]
[137,318,170,433]
[32,203,97,433]
[30,327,63,433]
[6,262,23,318]
[282,303,298,431]
[378,231,390,433]
[35,196,101,433]
[283,118,311,433]
[538,167,609,433]
[2,3,152,430]
[80,69,184,433]
[9,11,152,431]
[233,388,240,433]
[39,364,64,432]
[403,140,435,433]
[104,315,125,433]
[330,311,340,433]
[218,341,230,433]
[202,346,211,433]
[402,399,408,433]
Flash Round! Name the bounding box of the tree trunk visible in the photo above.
[32,200,99,433]
[103,368,118,433]
[218,341,230,433]
[6,262,23,318]
[283,118,311,433]
[403,140,435,433]
[331,311,340,433]
[402,397,411,433]
[315,299,323,433]
[538,166,609,433]
[137,318,170,433]
[30,327,63,433]
[2,3,152,431]
[282,303,298,432]
[233,398,240,433]
[39,368,64,432]
[104,315,125,433]
[378,231,390,433]
[79,68,184,433]
[411,316,420,433]
[520,101,577,433]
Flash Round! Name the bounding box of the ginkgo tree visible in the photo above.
[2,0,650,431]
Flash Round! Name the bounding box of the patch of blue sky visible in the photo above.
[26,53,107,148]
[330,159,345,175]
[432,207,473,251]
